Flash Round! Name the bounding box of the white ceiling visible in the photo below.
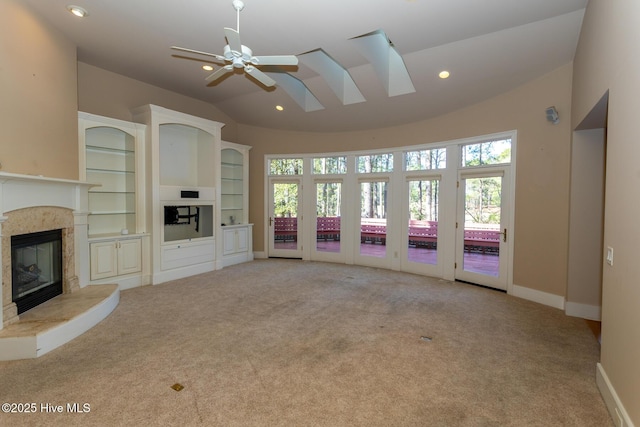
[21,0,587,132]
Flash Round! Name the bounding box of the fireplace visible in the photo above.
[0,172,121,360]
[11,229,63,314]
[1,172,95,330]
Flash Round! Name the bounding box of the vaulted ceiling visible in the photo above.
[21,0,587,132]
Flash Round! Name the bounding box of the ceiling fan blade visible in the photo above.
[251,55,299,66]
[205,65,233,83]
[171,46,225,62]
[244,65,276,87]
[224,27,243,55]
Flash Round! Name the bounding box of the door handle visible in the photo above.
[269,217,273,227]
[499,228,507,242]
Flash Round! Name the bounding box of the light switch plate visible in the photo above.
[606,247,614,266]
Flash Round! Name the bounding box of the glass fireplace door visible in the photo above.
[11,229,63,314]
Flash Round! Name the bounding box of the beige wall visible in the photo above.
[0,0,78,180]
[572,0,640,424]
[566,129,605,312]
[6,0,635,421]
[3,0,576,301]
[77,63,238,142]
[240,63,574,299]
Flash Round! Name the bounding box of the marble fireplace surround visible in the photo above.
[0,172,94,330]
[2,206,77,324]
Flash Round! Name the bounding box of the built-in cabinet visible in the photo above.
[79,112,150,289]
[220,141,253,267]
[132,105,224,284]
[89,237,142,280]
[222,224,253,266]
[79,108,253,287]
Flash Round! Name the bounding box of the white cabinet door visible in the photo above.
[236,227,248,252]
[90,241,118,280]
[223,226,249,256]
[223,228,237,256]
[90,237,142,280]
[118,238,142,275]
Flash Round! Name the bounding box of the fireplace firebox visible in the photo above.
[11,229,63,314]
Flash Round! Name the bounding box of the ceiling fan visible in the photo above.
[171,0,298,87]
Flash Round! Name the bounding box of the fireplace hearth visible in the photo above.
[11,229,63,314]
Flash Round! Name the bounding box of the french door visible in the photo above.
[268,179,302,258]
[455,168,510,290]
[355,179,391,268]
[313,180,343,260]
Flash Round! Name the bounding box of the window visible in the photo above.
[269,158,303,175]
[357,153,393,173]
[313,156,347,174]
[461,139,511,167]
[405,148,446,171]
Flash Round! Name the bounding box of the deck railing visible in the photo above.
[273,217,501,253]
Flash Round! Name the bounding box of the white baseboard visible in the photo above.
[152,262,215,285]
[596,363,635,427]
[253,251,267,259]
[222,252,254,267]
[565,301,601,320]
[89,274,151,291]
[510,284,565,310]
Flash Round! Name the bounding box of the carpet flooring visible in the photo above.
[0,259,612,426]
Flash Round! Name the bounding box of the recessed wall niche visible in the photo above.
[159,124,215,188]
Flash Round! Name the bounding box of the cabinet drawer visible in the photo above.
[161,240,215,270]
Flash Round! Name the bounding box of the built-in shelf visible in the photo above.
[131,104,224,284]
[79,112,150,290]
[79,112,146,237]
[221,143,250,226]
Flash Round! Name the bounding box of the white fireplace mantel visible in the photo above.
[0,171,96,330]
[0,171,95,215]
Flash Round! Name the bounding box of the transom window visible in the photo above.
[461,139,511,167]
[357,153,393,173]
[269,158,303,175]
[313,156,347,174]
[405,148,446,171]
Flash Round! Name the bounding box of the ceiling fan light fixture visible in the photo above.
[67,5,88,18]
[439,70,450,79]
[171,0,297,89]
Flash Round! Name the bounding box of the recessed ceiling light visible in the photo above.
[439,70,450,79]
[202,65,214,71]
[275,105,284,111]
[67,5,88,17]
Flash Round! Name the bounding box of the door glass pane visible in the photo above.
[273,183,299,251]
[408,179,439,264]
[316,182,341,253]
[463,177,501,276]
[360,181,387,258]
